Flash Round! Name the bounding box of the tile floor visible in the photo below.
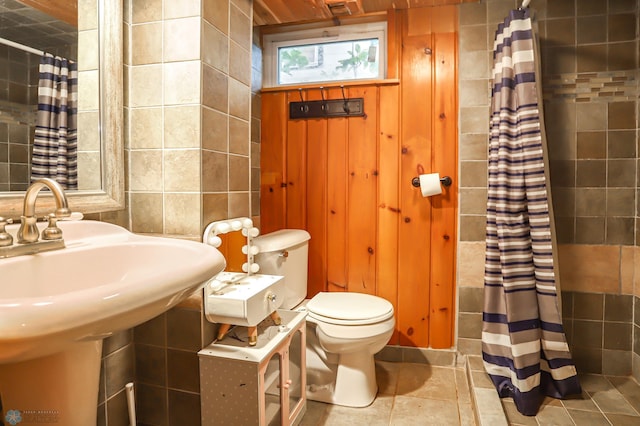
[467,355,640,426]
[300,357,640,425]
[300,361,476,425]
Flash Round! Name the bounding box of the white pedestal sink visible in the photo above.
[0,220,226,426]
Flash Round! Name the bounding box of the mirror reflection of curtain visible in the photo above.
[31,53,78,190]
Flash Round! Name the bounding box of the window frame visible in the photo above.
[263,21,388,88]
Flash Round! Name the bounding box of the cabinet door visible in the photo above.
[263,351,282,426]
[286,325,306,424]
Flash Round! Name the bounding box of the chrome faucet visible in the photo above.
[17,178,71,244]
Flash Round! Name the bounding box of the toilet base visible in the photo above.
[306,349,378,408]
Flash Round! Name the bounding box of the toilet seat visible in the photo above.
[306,292,394,326]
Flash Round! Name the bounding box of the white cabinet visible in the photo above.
[199,309,306,426]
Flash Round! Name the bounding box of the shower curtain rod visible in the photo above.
[0,36,44,56]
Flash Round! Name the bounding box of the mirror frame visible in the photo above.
[0,0,124,218]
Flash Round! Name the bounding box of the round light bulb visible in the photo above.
[216,223,230,234]
[208,236,222,248]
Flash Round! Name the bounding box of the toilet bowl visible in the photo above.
[253,229,395,408]
[302,292,395,407]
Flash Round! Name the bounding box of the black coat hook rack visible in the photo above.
[289,86,365,119]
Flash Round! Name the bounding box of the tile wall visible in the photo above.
[456,0,640,380]
[125,0,253,238]
[97,330,135,426]
[133,299,218,426]
[95,0,256,425]
[0,44,34,191]
[77,0,101,191]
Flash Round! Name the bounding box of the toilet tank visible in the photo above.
[252,229,311,309]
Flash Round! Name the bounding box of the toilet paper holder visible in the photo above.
[411,175,452,188]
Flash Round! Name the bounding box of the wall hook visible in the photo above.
[289,86,365,119]
[340,85,350,113]
[320,86,326,111]
[424,47,432,55]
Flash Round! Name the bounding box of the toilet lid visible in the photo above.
[306,292,394,325]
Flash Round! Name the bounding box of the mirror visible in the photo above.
[0,0,123,217]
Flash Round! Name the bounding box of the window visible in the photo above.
[263,22,387,88]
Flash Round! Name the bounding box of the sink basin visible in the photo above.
[0,220,225,425]
[0,220,226,363]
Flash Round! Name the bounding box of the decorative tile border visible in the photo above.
[543,71,638,102]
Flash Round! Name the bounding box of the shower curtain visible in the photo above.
[482,9,581,416]
[31,53,78,190]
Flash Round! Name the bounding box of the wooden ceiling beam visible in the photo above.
[254,0,478,26]
[17,0,77,27]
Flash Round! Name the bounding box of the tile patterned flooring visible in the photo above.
[300,357,640,425]
[300,361,476,425]
[501,375,640,425]
[468,355,640,426]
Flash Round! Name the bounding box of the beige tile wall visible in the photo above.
[123,0,253,238]
[95,1,256,424]
[77,0,100,191]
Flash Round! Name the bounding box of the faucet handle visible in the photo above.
[0,217,13,247]
[41,213,63,241]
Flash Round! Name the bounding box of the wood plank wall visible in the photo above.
[260,6,458,348]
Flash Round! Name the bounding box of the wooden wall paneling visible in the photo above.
[377,84,401,344]
[397,12,434,347]
[326,88,349,292]
[260,92,288,233]
[386,9,400,80]
[429,30,458,348]
[346,86,379,295]
[286,91,308,229]
[219,231,248,272]
[253,0,330,25]
[305,89,329,298]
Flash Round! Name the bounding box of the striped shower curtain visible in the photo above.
[31,53,78,190]
[482,9,581,416]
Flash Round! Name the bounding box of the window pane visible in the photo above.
[277,38,380,85]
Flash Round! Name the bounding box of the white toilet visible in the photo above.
[253,229,395,408]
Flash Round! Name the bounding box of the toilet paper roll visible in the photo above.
[418,173,442,197]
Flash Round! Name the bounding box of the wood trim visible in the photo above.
[260,79,399,94]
